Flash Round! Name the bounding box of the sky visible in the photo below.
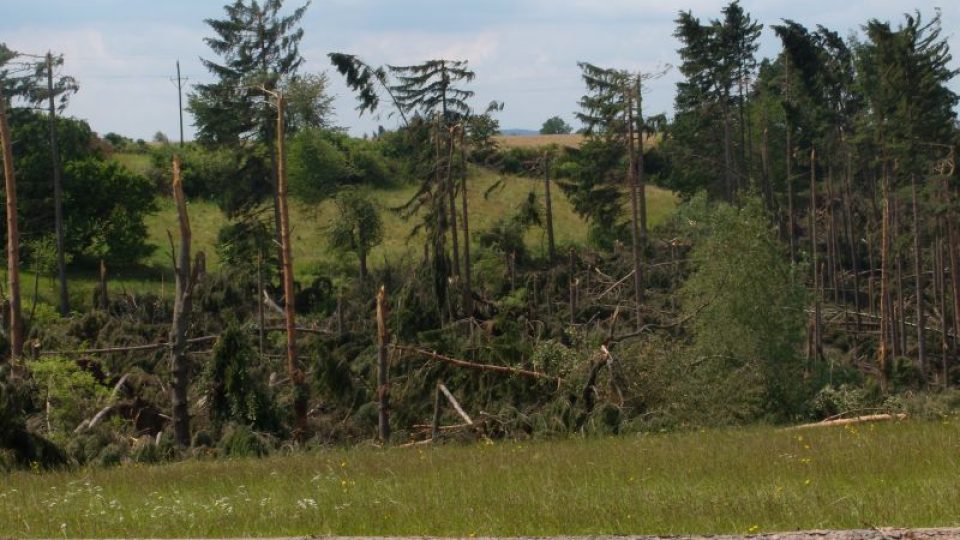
[2,0,958,140]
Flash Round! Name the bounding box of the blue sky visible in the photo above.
[2,0,958,140]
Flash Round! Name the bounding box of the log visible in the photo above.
[789,413,907,430]
[438,383,473,425]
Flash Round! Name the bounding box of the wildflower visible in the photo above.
[747,524,759,534]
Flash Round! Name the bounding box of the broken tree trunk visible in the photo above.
[0,84,23,360]
[169,155,198,448]
[376,285,390,443]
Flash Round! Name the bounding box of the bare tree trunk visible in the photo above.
[459,127,473,314]
[785,60,796,261]
[949,222,960,353]
[810,149,822,365]
[445,127,460,279]
[543,153,556,262]
[98,260,108,310]
[911,174,926,376]
[626,81,644,330]
[843,145,861,334]
[376,286,390,443]
[275,94,307,440]
[46,53,69,317]
[936,224,949,385]
[760,125,773,214]
[722,100,735,203]
[878,162,892,392]
[257,250,265,355]
[0,86,23,360]
[169,156,199,448]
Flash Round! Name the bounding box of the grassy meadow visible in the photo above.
[1,419,958,537]
[142,168,677,275]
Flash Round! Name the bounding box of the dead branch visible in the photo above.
[393,344,561,384]
[40,335,218,356]
[788,413,907,430]
[437,383,473,425]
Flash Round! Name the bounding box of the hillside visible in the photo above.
[143,166,677,279]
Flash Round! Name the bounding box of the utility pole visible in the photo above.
[175,60,186,146]
[47,51,69,316]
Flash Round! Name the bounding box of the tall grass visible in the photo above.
[2,420,957,537]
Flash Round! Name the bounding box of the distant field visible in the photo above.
[495,133,585,149]
[1,420,957,538]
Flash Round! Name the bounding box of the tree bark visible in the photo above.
[543,153,556,262]
[46,52,69,317]
[0,85,23,360]
[459,127,473,314]
[275,93,307,440]
[626,79,644,330]
[376,285,390,443]
[878,162,892,392]
[169,155,196,448]
[911,174,926,376]
[445,126,460,279]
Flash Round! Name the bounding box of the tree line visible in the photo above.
[0,0,958,469]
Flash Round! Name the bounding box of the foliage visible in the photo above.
[63,158,158,265]
[679,194,809,419]
[28,356,107,435]
[204,326,280,434]
[539,116,573,135]
[189,0,309,144]
[287,128,392,203]
[328,189,384,279]
[4,110,157,266]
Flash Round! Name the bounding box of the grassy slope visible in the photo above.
[16,156,675,308]
[143,167,677,279]
[2,420,958,537]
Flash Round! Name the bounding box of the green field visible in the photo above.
[1,420,957,538]
[142,167,677,278]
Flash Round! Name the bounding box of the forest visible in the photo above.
[1,0,959,471]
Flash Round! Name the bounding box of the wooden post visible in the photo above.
[0,84,23,360]
[376,285,390,443]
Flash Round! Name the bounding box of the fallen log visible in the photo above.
[393,345,561,384]
[789,413,907,430]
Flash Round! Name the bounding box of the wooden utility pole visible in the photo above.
[0,84,24,359]
[270,90,307,439]
[46,52,69,317]
[169,155,196,447]
[176,60,185,146]
[376,285,390,443]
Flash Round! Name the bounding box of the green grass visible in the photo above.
[2,420,959,537]
[142,168,678,279]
